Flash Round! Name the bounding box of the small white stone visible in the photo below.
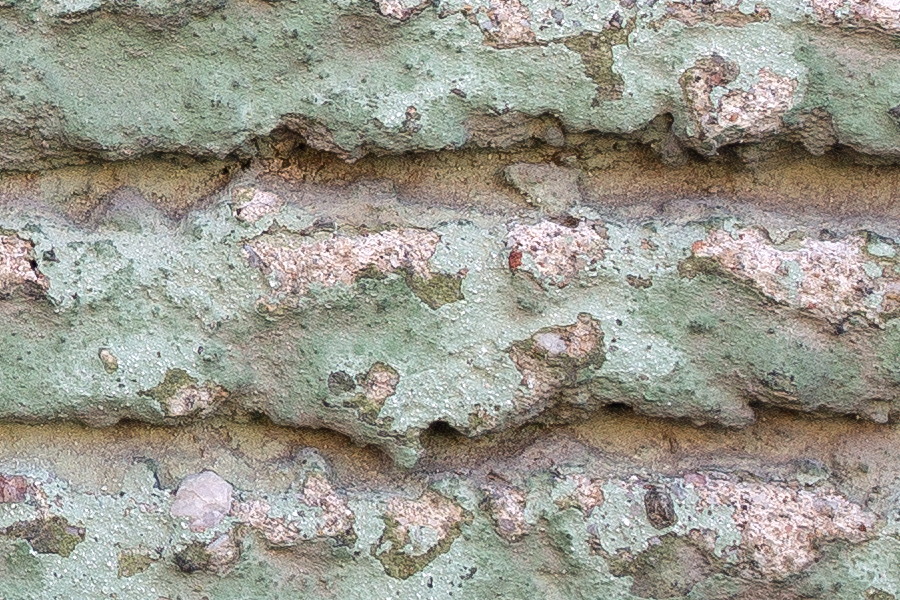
[232,188,283,223]
[170,470,233,531]
[535,332,567,355]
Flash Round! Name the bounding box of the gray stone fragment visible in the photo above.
[503,163,582,215]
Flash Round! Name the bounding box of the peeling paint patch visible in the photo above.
[663,0,771,27]
[300,472,355,539]
[117,549,156,578]
[681,57,797,154]
[460,0,537,48]
[811,0,900,32]
[481,482,529,541]
[506,219,607,286]
[697,477,875,576]
[718,70,797,136]
[341,362,400,423]
[98,348,119,374]
[0,235,48,298]
[139,369,228,418]
[231,472,355,547]
[689,228,900,324]
[375,0,431,20]
[509,313,605,418]
[404,270,465,309]
[554,473,605,515]
[231,498,303,547]
[245,227,442,300]
[374,490,468,579]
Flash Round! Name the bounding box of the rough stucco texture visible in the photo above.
[2,0,900,598]
[0,0,899,168]
[0,193,895,466]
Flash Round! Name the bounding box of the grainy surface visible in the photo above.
[2,0,900,596]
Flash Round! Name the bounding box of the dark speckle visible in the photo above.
[328,371,356,394]
[889,105,900,123]
[644,486,677,529]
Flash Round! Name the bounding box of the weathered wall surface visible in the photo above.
[2,0,900,598]
[1,0,900,168]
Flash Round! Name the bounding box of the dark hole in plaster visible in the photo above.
[425,420,464,439]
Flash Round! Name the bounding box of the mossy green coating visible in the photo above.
[3,515,85,557]
[138,368,198,404]
[117,550,155,578]
[561,24,632,103]
[403,271,465,309]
